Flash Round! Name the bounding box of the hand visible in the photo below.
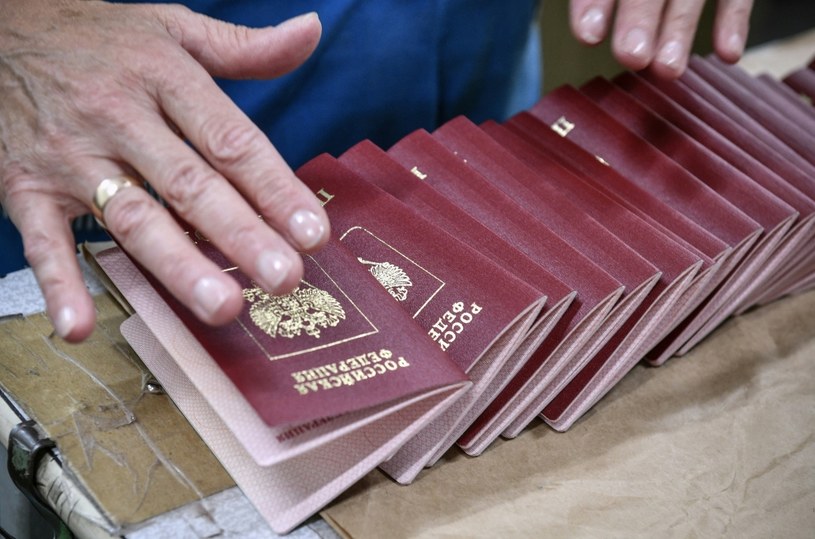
[569,0,754,78]
[0,0,330,342]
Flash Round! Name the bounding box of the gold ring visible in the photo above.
[91,176,140,223]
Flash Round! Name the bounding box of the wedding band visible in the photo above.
[91,176,140,222]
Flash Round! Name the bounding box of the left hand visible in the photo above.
[569,0,755,78]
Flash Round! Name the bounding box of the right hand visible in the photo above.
[0,1,330,342]
[569,0,754,78]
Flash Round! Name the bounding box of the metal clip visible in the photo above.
[8,420,57,510]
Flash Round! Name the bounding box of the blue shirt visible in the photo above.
[1,0,541,275]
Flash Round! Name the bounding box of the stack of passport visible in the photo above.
[90,54,815,533]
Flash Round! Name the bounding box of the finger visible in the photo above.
[111,111,308,297]
[611,0,668,70]
[96,175,247,326]
[570,0,615,45]
[650,0,707,78]
[157,8,322,79]
[152,60,330,254]
[712,0,753,63]
[11,195,96,342]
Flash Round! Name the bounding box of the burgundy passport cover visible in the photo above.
[337,140,574,330]
[386,130,668,453]
[706,57,815,138]
[579,77,805,345]
[296,154,543,374]
[611,71,815,215]
[688,56,815,166]
[336,142,577,472]
[525,86,766,364]
[494,113,736,365]
[650,66,815,179]
[634,68,815,306]
[96,235,468,429]
[295,153,550,482]
[432,116,705,433]
[527,86,761,246]
[783,68,815,103]
[337,140,576,389]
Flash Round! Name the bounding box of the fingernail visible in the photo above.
[52,306,76,338]
[256,249,292,291]
[622,27,650,60]
[726,32,745,56]
[193,276,230,319]
[657,40,684,70]
[579,8,605,44]
[289,209,326,250]
[286,11,319,26]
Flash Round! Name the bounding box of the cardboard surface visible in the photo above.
[0,293,234,532]
[321,288,815,538]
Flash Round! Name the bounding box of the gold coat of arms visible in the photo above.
[243,284,346,339]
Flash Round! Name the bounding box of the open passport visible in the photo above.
[89,54,815,533]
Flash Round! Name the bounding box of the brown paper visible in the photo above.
[321,288,815,538]
[0,293,233,531]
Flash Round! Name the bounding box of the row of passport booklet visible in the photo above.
[89,54,815,533]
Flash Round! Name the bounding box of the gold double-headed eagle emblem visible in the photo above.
[243,284,346,339]
[242,257,412,339]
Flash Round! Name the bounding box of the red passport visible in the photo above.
[338,140,577,466]
[526,86,766,365]
[609,71,815,315]
[684,60,815,308]
[757,73,815,121]
[637,69,815,306]
[433,116,704,433]
[579,77,804,353]
[497,111,739,368]
[653,66,815,180]
[783,67,815,103]
[688,56,815,166]
[706,57,815,137]
[485,115,742,427]
[387,129,662,453]
[94,236,470,533]
[295,154,546,483]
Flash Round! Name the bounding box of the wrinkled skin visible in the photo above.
[0,1,330,341]
[1,0,753,342]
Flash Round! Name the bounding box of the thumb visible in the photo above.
[161,9,322,79]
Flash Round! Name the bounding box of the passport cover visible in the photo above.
[611,71,815,281]
[708,58,815,139]
[579,77,804,353]
[783,67,815,102]
[526,87,766,365]
[614,71,815,210]
[688,56,815,166]
[635,68,815,307]
[94,239,470,461]
[381,133,627,455]
[759,73,815,117]
[465,117,715,433]
[432,116,705,434]
[652,67,815,180]
[79,50,815,534]
[674,62,815,311]
[492,112,736,368]
[295,153,545,483]
[96,239,470,532]
[386,130,665,454]
[121,313,465,533]
[337,140,577,468]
